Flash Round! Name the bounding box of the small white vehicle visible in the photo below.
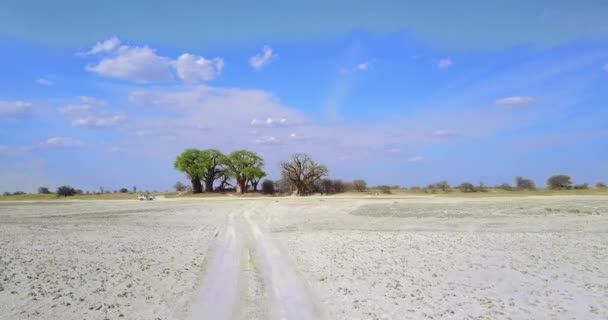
[138,194,155,200]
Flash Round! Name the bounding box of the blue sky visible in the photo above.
[1,1,608,192]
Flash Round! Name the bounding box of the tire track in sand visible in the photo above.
[189,206,324,320]
[189,214,241,320]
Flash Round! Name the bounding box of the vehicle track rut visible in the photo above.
[190,203,324,320]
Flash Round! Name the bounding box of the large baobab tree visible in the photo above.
[226,150,264,194]
[280,153,328,195]
[174,149,205,193]
[200,149,227,192]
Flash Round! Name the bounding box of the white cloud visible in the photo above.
[408,156,425,162]
[58,97,105,115]
[357,62,371,71]
[85,45,172,83]
[59,96,126,128]
[0,100,33,118]
[495,96,536,107]
[255,136,280,145]
[385,148,401,153]
[432,129,454,137]
[40,137,83,148]
[603,63,608,72]
[85,36,121,55]
[35,78,53,86]
[289,133,297,138]
[250,117,288,127]
[84,37,226,84]
[249,46,275,70]
[438,58,452,69]
[172,53,224,82]
[71,113,127,128]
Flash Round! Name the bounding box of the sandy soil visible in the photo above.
[1,196,607,319]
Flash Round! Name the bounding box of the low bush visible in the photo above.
[458,182,477,193]
[56,186,76,197]
[376,185,392,194]
[261,179,275,194]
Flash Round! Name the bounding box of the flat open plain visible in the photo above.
[1,195,607,319]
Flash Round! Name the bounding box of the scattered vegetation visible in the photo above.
[516,176,536,190]
[56,185,77,197]
[37,187,51,194]
[547,174,572,190]
[352,179,367,192]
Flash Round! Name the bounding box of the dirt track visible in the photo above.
[1,196,607,319]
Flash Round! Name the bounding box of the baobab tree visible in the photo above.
[280,153,328,195]
[200,149,227,192]
[226,150,264,194]
[174,149,205,193]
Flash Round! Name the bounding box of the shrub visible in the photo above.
[56,186,76,197]
[119,188,129,193]
[2,192,10,196]
[352,179,367,192]
[458,182,476,193]
[261,179,275,194]
[515,176,536,190]
[376,185,392,194]
[434,181,450,192]
[174,181,187,192]
[333,179,346,193]
[38,187,51,194]
[320,179,334,194]
[573,183,589,190]
[596,182,607,189]
[495,183,513,191]
[12,191,27,195]
[547,174,572,190]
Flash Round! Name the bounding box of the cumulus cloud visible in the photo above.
[408,156,425,162]
[71,113,127,128]
[84,37,225,84]
[438,58,452,69]
[0,100,33,119]
[35,78,53,86]
[59,96,126,128]
[85,36,121,55]
[85,45,173,83]
[495,96,536,107]
[40,137,83,148]
[249,46,275,70]
[172,53,224,82]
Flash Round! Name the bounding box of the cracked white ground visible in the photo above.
[1,196,607,319]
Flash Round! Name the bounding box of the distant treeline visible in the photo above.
[2,160,606,198]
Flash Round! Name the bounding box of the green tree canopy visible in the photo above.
[174,149,206,193]
[226,150,264,193]
[200,149,228,192]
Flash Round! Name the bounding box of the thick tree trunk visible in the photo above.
[236,176,247,194]
[204,179,214,192]
[191,177,203,193]
[295,183,305,195]
[252,180,259,192]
